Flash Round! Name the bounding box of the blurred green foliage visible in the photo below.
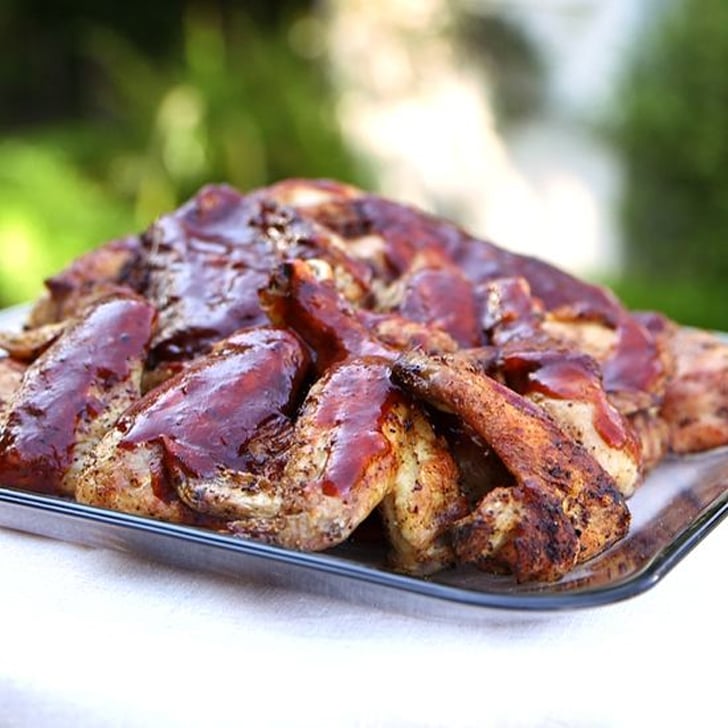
[612,0,728,330]
[0,1,365,306]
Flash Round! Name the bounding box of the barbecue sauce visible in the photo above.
[312,359,395,497]
[502,351,630,449]
[144,185,328,364]
[0,296,156,493]
[399,266,483,347]
[119,328,310,479]
[314,194,665,398]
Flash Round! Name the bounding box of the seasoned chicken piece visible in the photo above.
[77,326,311,523]
[377,389,466,574]
[184,358,465,575]
[0,294,156,496]
[660,326,728,453]
[393,352,630,582]
[138,185,371,366]
[469,276,643,495]
[497,349,643,496]
[26,236,143,327]
[256,259,468,571]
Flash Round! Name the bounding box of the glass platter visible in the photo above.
[1,304,727,615]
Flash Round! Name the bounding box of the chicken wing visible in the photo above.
[0,294,156,496]
[257,258,468,571]
[182,357,466,575]
[393,351,630,581]
[77,326,310,522]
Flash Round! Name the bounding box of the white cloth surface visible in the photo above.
[1,519,726,728]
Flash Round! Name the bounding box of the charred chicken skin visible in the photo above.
[1,178,727,583]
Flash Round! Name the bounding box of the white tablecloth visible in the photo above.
[1,517,726,728]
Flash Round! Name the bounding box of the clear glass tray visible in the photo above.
[1,304,727,615]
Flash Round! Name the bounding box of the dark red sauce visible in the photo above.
[602,314,665,395]
[313,359,395,497]
[477,276,544,344]
[399,267,483,347]
[0,296,156,493]
[119,328,310,479]
[503,350,629,449]
[263,260,389,372]
[327,194,664,397]
[143,185,328,363]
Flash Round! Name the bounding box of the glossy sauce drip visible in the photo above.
[399,267,483,347]
[313,360,395,497]
[0,296,156,493]
[263,260,389,372]
[603,314,664,395]
[145,185,325,363]
[503,351,629,449]
[119,328,309,478]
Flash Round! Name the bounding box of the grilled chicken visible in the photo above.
[0,294,156,496]
[256,258,468,572]
[77,326,310,523]
[660,326,728,453]
[2,178,726,583]
[392,351,630,582]
[220,357,465,575]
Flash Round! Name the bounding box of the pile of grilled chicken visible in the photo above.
[1,179,726,582]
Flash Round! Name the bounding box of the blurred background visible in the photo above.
[1,0,726,328]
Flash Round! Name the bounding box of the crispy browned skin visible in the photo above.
[0,294,156,496]
[393,352,630,582]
